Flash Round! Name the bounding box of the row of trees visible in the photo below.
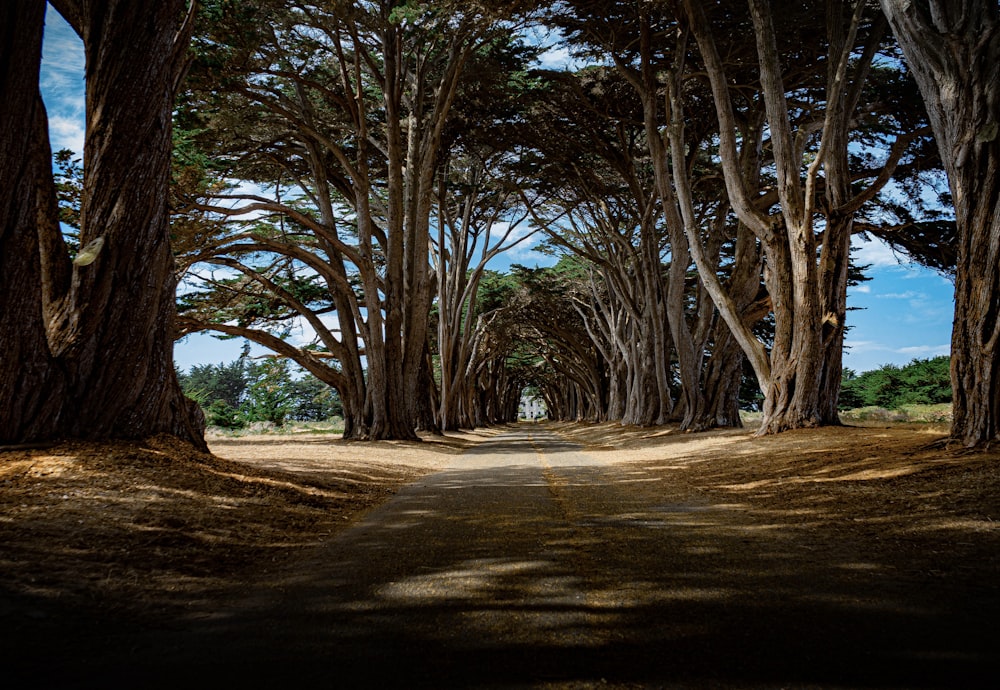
[173,0,951,437]
[174,0,543,439]
[182,348,951,428]
[2,0,998,448]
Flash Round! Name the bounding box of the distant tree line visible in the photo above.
[839,356,952,410]
[177,356,342,429]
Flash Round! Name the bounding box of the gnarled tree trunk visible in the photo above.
[0,1,68,443]
[880,0,1000,447]
[683,0,872,436]
[2,0,205,448]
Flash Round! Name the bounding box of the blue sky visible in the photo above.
[39,5,954,376]
[844,239,953,372]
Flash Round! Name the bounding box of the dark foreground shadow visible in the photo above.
[5,455,999,690]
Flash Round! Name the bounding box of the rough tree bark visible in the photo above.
[0,0,68,443]
[1,0,205,448]
[879,0,1000,447]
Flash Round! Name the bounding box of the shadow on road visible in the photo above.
[8,430,998,689]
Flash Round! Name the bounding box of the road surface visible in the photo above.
[34,428,999,688]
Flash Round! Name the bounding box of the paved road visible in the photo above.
[59,428,999,688]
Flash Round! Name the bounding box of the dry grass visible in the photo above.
[0,428,502,627]
[2,420,997,660]
[548,421,1000,584]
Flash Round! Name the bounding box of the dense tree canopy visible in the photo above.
[4,0,990,448]
[840,356,952,410]
[169,0,979,441]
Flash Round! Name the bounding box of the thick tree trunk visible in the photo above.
[62,0,204,446]
[880,0,1000,447]
[1,1,205,448]
[701,331,745,428]
[748,0,827,436]
[684,0,867,436]
[950,155,1000,445]
[757,233,824,435]
[0,1,68,443]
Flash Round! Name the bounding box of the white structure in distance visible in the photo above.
[519,395,546,421]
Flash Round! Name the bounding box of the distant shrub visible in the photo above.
[178,356,343,428]
[840,356,951,410]
[839,403,952,426]
[842,406,908,423]
[205,400,245,429]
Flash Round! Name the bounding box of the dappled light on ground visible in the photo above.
[2,423,998,688]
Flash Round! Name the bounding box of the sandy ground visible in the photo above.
[0,428,500,627]
[1,421,998,687]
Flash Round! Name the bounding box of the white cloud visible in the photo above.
[850,284,871,294]
[536,45,575,70]
[486,221,542,253]
[47,114,85,156]
[40,8,86,154]
[500,237,556,267]
[852,236,940,282]
[878,290,921,300]
[851,235,900,269]
[896,344,950,357]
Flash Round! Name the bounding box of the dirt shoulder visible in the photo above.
[548,421,1000,526]
[0,428,501,635]
[549,421,1000,588]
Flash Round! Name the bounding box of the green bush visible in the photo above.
[205,399,245,429]
[839,356,951,410]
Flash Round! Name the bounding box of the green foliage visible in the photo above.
[51,149,83,258]
[53,149,82,233]
[839,356,951,410]
[178,356,342,427]
[836,368,866,410]
[206,400,245,429]
[241,358,296,427]
[178,359,249,428]
[475,269,519,315]
[287,374,344,422]
[182,359,248,408]
[388,1,428,25]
